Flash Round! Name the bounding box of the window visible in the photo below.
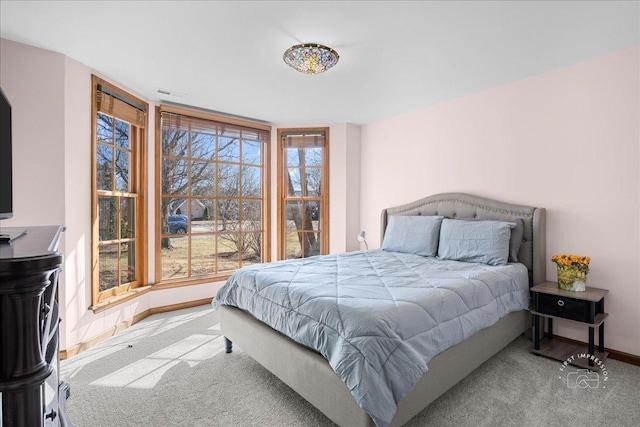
[91,75,148,307]
[277,128,329,259]
[157,106,271,284]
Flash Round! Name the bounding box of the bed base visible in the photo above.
[221,305,531,427]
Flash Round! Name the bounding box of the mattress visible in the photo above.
[212,249,530,427]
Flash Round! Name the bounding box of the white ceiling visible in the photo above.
[1,1,638,126]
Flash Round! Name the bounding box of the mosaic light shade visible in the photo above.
[283,43,339,74]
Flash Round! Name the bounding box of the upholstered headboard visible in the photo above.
[380,193,546,286]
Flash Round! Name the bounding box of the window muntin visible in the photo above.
[158,110,269,282]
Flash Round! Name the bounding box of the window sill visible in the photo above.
[91,285,152,314]
[91,276,230,313]
[152,274,231,291]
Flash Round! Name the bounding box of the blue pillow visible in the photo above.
[382,215,444,257]
[505,218,524,262]
[461,217,525,262]
[437,219,514,266]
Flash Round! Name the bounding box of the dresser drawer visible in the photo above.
[536,293,594,323]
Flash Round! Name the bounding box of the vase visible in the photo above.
[557,265,587,292]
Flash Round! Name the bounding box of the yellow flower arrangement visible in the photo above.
[551,254,590,271]
[551,254,590,291]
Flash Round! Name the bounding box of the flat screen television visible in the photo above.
[0,87,12,220]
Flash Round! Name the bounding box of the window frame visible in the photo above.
[277,127,330,260]
[154,105,272,287]
[91,75,149,311]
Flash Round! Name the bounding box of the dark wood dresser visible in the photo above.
[0,225,72,426]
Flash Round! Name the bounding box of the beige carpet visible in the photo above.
[60,305,640,426]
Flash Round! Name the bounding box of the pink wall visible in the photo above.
[0,38,222,352]
[0,40,66,227]
[360,47,640,356]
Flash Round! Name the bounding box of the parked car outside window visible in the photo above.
[168,214,188,234]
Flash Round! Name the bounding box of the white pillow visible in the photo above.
[382,215,444,257]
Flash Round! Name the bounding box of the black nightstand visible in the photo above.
[530,281,609,370]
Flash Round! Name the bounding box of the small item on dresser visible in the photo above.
[551,254,590,291]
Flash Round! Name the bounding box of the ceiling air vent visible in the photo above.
[155,88,187,98]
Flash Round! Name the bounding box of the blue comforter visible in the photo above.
[213,249,529,427]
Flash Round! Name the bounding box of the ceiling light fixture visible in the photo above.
[283,43,339,74]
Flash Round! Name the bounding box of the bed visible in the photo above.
[212,192,546,427]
